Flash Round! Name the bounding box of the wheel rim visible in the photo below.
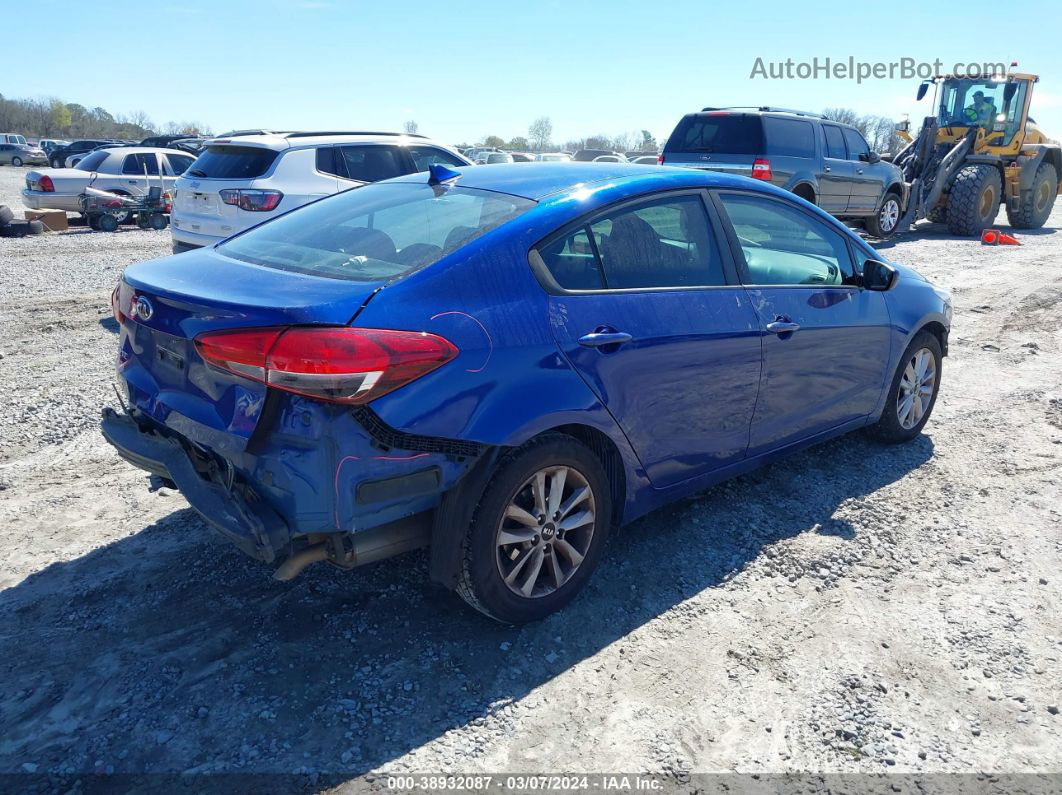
[896,348,936,430]
[495,465,596,599]
[12,158,21,166]
[1035,180,1051,213]
[979,185,997,221]
[880,199,899,232]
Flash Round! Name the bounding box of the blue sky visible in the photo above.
[7,0,1061,146]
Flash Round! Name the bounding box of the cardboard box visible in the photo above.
[24,208,68,232]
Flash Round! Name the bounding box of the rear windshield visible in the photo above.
[218,182,536,282]
[185,145,278,179]
[664,114,765,154]
[75,151,109,171]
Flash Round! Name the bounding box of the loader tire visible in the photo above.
[946,164,1001,236]
[1006,162,1057,230]
[926,205,948,224]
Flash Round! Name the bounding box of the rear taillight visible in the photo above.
[219,188,283,212]
[163,192,172,213]
[39,175,54,192]
[657,154,665,164]
[751,158,773,181]
[194,326,458,405]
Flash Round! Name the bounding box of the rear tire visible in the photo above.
[0,205,13,227]
[1006,162,1057,229]
[867,331,942,443]
[866,191,902,238]
[455,434,612,623]
[51,158,63,168]
[946,164,1001,236]
[926,205,948,224]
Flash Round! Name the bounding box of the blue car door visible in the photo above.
[532,190,762,488]
[712,189,892,455]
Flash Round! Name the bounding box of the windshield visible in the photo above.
[218,182,536,282]
[937,78,1026,139]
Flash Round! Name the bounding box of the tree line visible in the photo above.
[0,94,212,140]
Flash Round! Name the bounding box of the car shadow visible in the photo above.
[98,316,120,333]
[869,220,1056,251]
[0,432,933,787]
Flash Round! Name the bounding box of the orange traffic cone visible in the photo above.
[981,228,1000,245]
[997,232,1021,245]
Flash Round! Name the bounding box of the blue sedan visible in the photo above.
[103,162,951,622]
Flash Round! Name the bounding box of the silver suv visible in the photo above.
[661,107,908,238]
[171,131,472,253]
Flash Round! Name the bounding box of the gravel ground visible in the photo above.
[0,163,1059,789]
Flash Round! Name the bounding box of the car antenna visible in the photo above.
[427,163,461,187]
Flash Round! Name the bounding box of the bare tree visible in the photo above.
[403,119,419,135]
[528,116,553,151]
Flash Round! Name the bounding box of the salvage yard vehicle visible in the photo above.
[102,162,951,623]
[662,107,909,238]
[48,139,117,168]
[23,147,195,224]
[170,131,472,254]
[893,71,1061,235]
[0,143,48,167]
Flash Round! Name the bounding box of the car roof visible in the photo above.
[201,132,434,150]
[93,146,197,156]
[388,161,738,200]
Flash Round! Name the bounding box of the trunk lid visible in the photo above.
[118,247,383,448]
[25,168,91,194]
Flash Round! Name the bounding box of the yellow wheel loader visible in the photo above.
[893,71,1060,236]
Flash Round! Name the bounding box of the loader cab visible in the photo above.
[929,75,1033,150]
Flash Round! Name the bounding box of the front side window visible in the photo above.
[842,128,870,160]
[338,145,407,182]
[538,194,724,290]
[122,153,160,175]
[219,183,534,282]
[718,193,856,286]
[408,146,466,172]
[822,125,847,159]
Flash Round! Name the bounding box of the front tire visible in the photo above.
[867,191,902,238]
[868,331,942,443]
[11,156,22,167]
[456,434,612,623]
[946,164,1001,236]
[1006,162,1057,229]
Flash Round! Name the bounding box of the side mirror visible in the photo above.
[862,259,898,291]
[916,82,930,101]
[860,151,881,164]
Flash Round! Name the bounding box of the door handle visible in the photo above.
[578,331,633,348]
[856,169,864,174]
[766,320,801,334]
[824,166,831,172]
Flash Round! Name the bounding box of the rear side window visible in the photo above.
[75,151,109,171]
[338,145,407,182]
[186,145,278,179]
[822,125,847,159]
[664,114,764,154]
[842,128,870,160]
[538,194,724,290]
[316,146,339,176]
[218,183,534,282]
[122,153,160,175]
[717,193,855,285]
[764,118,816,157]
[165,154,194,175]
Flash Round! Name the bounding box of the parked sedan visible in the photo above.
[475,152,514,164]
[0,143,48,166]
[535,152,572,162]
[23,147,196,221]
[103,162,950,623]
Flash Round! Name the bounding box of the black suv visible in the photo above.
[662,107,908,237]
[49,139,119,168]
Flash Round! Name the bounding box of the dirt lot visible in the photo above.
[0,163,1060,787]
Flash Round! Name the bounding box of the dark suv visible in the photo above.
[661,107,908,238]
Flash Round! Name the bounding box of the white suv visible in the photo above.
[170,131,472,253]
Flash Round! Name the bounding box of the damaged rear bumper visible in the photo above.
[100,407,289,562]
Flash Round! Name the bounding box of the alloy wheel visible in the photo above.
[897,347,936,429]
[879,198,899,233]
[495,465,596,599]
